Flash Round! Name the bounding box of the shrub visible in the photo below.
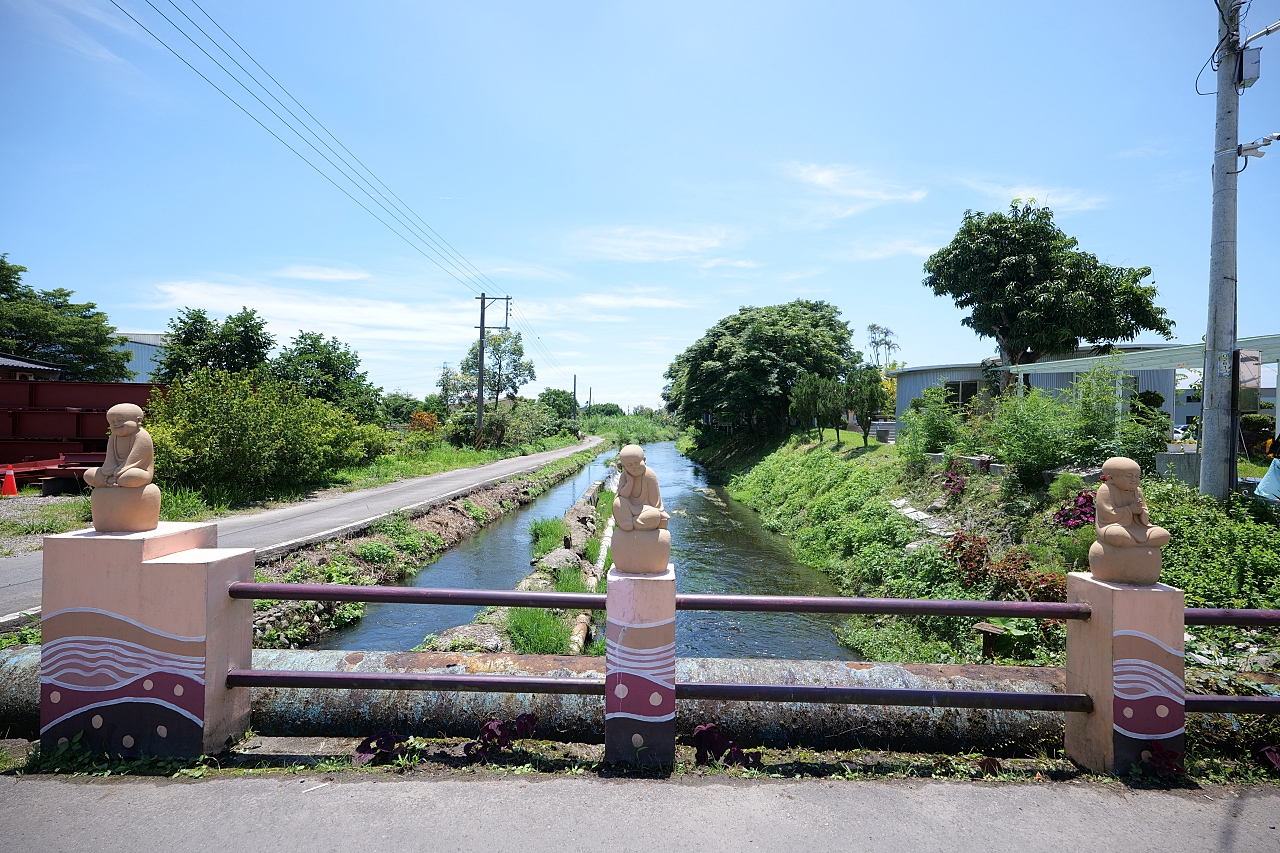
[1052,490,1096,530]
[148,368,373,502]
[897,384,961,467]
[1047,473,1086,503]
[987,388,1072,489]
[944,531,991,587]
[408,411,439,433]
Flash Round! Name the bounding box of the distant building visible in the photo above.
[0,353,64,381]
[117,334,165,382]
[888,344,1181,421]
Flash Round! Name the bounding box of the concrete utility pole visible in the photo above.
[474,293,511,448]
[573,375,578,417]
[1200,2,1242,500]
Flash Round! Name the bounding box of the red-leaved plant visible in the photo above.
[464,712,538,762]
[691,723,762,770]
[1053,490,1096,530]
[354,730,409,767]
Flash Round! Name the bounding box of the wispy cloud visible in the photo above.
[696,258,762,270]
[960,178,1107,212]
[847,238,938,261]
[786,163,926,218]
[569,226,731,262]
[6,0,134,62]
[274,265,371,282]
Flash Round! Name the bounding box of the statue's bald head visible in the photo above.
[1101,457,1140,478]
[107,403,144,422]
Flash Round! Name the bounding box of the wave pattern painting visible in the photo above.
[605,616,675,724]
[40,608,206,757]
[1112,629,1185,741]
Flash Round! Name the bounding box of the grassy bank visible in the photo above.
[330,434,580,493]
[581,414,678,446]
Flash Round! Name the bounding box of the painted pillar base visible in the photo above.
[1065,572,1185,774]
[40,523,254,758]
[604,565,676,765]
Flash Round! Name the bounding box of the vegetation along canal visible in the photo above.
[318,441,853,659]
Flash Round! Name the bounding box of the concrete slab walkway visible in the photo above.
[0,774,1275,852]
[0,437,603,618]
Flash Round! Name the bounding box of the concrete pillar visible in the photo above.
[604,565,676,765]
[40,523,254,758]
[1065,573,1185,774]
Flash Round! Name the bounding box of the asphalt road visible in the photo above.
[1,774,1276,853]
[0,437,603,618]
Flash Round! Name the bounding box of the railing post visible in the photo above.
[604,564,676,766]
[40,524,254,758]
[1065,572,1186,774]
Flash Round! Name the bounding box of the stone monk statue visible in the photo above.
[1088,456,1170,585]
[85,403,161,533]
[610,445,671,574]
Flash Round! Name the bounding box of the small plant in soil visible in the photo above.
[354,730,409,767]
[690,723,762,770]
[465,713,537,762]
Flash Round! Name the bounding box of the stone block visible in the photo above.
[1065,572,1185,775]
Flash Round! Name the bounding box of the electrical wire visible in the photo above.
[110,0,578,388]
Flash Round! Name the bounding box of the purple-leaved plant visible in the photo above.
[1053,490,1096,530]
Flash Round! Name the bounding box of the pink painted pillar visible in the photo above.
[1065,572,1186,774]
[41,523,254,758]
[604,564,676,765]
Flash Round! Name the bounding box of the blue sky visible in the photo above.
[3,1,1279,406]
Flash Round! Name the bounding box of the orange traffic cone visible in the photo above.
[1,466,16,497]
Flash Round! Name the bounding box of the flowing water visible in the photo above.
[317,441,853,660]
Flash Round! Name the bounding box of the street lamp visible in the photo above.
[1199,4,1280,500]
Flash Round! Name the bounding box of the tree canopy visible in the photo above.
[846,362,889,446]
[923,202,1173,373]
[270,331,383,424]
[155,307,275,382]
[460,330,536,405]
[663,300,855,432]
[0,254,133,381]
[583,402,624,418]
[537,387,579,420]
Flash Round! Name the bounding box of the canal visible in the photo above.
[317,441,853,660]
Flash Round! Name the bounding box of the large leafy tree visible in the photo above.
[0,254,133,380]
[270,331,383,423]
[538,387,579,420]
[155,307,275,382]
[923,202,1174,379]
[460,330,536,407]
[664,300,855,433]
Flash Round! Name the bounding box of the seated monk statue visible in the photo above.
[1088,456,1169,584]
[85,403,161,533]
[85,403,154,489]
[610,444,671,574]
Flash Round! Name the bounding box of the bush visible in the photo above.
[897,384,961,468]
[1047,473,1086,503]
[148,368,374,502]
[986,388,1072,489]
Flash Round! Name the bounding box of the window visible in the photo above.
[944,380,979,407]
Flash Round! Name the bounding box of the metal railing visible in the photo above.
[225,582,1280,715]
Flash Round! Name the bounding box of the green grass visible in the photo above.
[506,607,572,654]
[527,516,571,558]
[554,564,590,594]
[583,538,601,565]
[160,486,222,521]
[0,497,92,536]
[580,414,677,446]
[329,435,579,493]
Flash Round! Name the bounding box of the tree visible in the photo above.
[155,307,275,382]
[0,254,134,380]
[384,391,426,424]
[789,373,824,438]
[436,365,467,408]
[923,202,1174,383]
[460,330,536,407]
[866,324,899,368]
[846,363,889,447]
[538,388,579,420]
[664,300,856,433]
[583,402,625,417]
[270,331,382,423]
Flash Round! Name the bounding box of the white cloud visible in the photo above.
[696,258,762,270]
[570,226,731,262]
[578,292,692,309]
[960,178,1107,212]
[6,0,136,62]
[274,265,371,281]
[848,238,938,261]
[786,163,926,217]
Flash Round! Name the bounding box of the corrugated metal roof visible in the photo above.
[1012,334,1280,374]
[0,353,64,371]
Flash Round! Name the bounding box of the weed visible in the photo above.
[583,538,601,566]
[506,607,571,655]
[527,516,571,558]
[354,730,409,767]
[352,540,398,566]
[0,622,40,650]
[462,498,488,524]
[464,713,538,762]
[554,564,590,594]
[0,498,92,536]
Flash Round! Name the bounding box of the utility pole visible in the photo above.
[474,293,511,448]
[1200,2,1243,500]
[573,374,578,417]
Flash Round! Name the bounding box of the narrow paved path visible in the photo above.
[0,437,603,618]
[0,774,1275,852]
